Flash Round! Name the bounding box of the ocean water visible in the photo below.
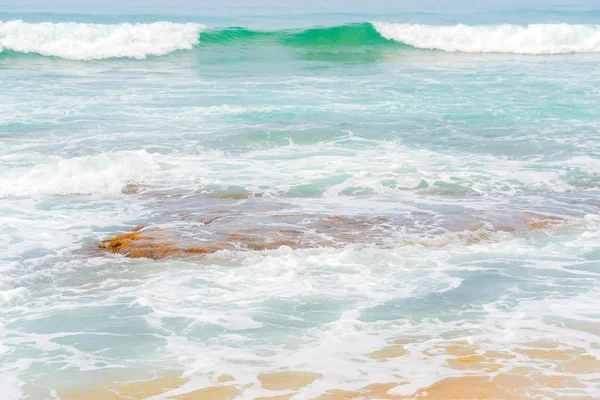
[1,1,600,399]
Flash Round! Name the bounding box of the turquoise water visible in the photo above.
[1,1,600,398]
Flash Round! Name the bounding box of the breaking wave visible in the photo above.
[0,20,204,60]
[372,22,600,54]
[1,20,600,60]
[0,150,159,196]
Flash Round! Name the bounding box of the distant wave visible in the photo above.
[0,20,204,60]
[372,22,600,54]
[2,20,600,60]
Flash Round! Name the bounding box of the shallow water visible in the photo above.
[1,1,600,399]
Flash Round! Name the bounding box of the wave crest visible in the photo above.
[2,21,600,59]
[372,22,600,54]
[0,20,204,60]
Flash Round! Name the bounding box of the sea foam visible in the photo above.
[0,20,204,60]
[0,287,31,307]
[372,22,600,54]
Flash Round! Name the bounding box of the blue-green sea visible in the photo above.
[1,1,600,398]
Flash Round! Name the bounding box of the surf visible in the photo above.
[373,22,600,54]
[0,20,204,60]
[3,20,600,60]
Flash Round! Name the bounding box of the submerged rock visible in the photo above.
[98,210,571,260]
[99,227,232,260]
[121,183,140,195]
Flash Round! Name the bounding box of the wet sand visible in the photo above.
[57,340,599,399]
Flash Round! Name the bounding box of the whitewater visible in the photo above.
[0,20,204,59]
[373,22,600,54]
[1,1,600,399]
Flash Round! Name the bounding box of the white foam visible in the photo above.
[154,137,575,197]
[0,287,30,307]
[0,20,204,60]
[0,373,22,400]
[564,155,600,173]
[0,150,159,196]
[372,22,600,54]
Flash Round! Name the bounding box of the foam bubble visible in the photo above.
[372,22,600,54]
[0,20,204,60]
[0,373,22,399]
[0,287,30,307]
